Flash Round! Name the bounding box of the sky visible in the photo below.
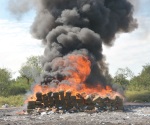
[0,0,150,78]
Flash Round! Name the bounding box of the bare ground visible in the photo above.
[0,103,150,125]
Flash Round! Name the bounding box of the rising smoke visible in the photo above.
[9,0,137,88]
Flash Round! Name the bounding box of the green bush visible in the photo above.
[6,84,27,96]
[125,90,150,102]
[0,95,24,107]
[0,79,31,97]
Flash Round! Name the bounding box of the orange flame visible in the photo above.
[25,55,122,103]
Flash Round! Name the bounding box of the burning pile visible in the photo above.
[9,0,137,113]
[26,54,123,113]
[27,91,123,113]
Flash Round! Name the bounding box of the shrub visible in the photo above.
[0,95,24,107]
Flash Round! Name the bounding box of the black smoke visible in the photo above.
[9,0,137,88]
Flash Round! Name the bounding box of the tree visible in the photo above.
[113,67,134,89]
[0,68,11,83]
[19,56,42,84]
[141,63,150,76]
[0,68,12,95]
[128,64,150,91]
[115,67,134,80]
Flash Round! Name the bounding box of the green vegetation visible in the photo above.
[125,90,150,102]
[0,56,150,107]
[19,56,42,84]
[0,56,42,107]
[0,95,24,107]
[0,75,31,97]
[127,64,150,91]
[112,64,150,103]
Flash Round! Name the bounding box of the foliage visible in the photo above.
[6,78,30,96]
[113,67,134,90]
[19,56,42,84]
[128,64,150,91]
[0,68,12,96]
[112,65,150,102]
[125,90,150,102]
[0,68,11,83]
[0,56,42,97]
[0,68,31,96]
[0,77,30,96]
[141,64,150,75]
[115,67,134,79]
[0,95,24,107]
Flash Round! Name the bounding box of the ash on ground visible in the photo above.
[0,103,150,125]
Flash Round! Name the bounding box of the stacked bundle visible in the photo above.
[27,91,123,113]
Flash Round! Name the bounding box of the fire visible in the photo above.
[65,55,91,84]
[26,54,122,103]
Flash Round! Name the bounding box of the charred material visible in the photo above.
[41,76,54,85]
[27,91,123,114]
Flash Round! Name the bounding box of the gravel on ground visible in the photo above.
[0,103,150,125]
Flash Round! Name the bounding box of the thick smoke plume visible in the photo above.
[9,0,137,89]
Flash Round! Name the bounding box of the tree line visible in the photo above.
[0,56,150,97]
[0,56,41,96]
[113,65,150,91]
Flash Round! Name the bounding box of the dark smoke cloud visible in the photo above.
[29,0,138,44]
[9,0,137,87]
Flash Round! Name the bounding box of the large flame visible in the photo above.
[26,55,121,103]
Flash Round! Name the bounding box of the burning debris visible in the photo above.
[9,0,137,113]
[27,90,123,114]
[24,54,124,113]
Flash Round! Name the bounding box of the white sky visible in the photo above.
[0,0,150,78]
[103,16,150,76]
[0,19,43,78]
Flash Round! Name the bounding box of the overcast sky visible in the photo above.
[0,0,150,78]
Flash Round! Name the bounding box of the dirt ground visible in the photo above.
[0,103,150,125]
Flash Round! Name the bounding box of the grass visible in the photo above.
[0,95,24,107]
[0,90,150,107]
[125,90,150,102]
